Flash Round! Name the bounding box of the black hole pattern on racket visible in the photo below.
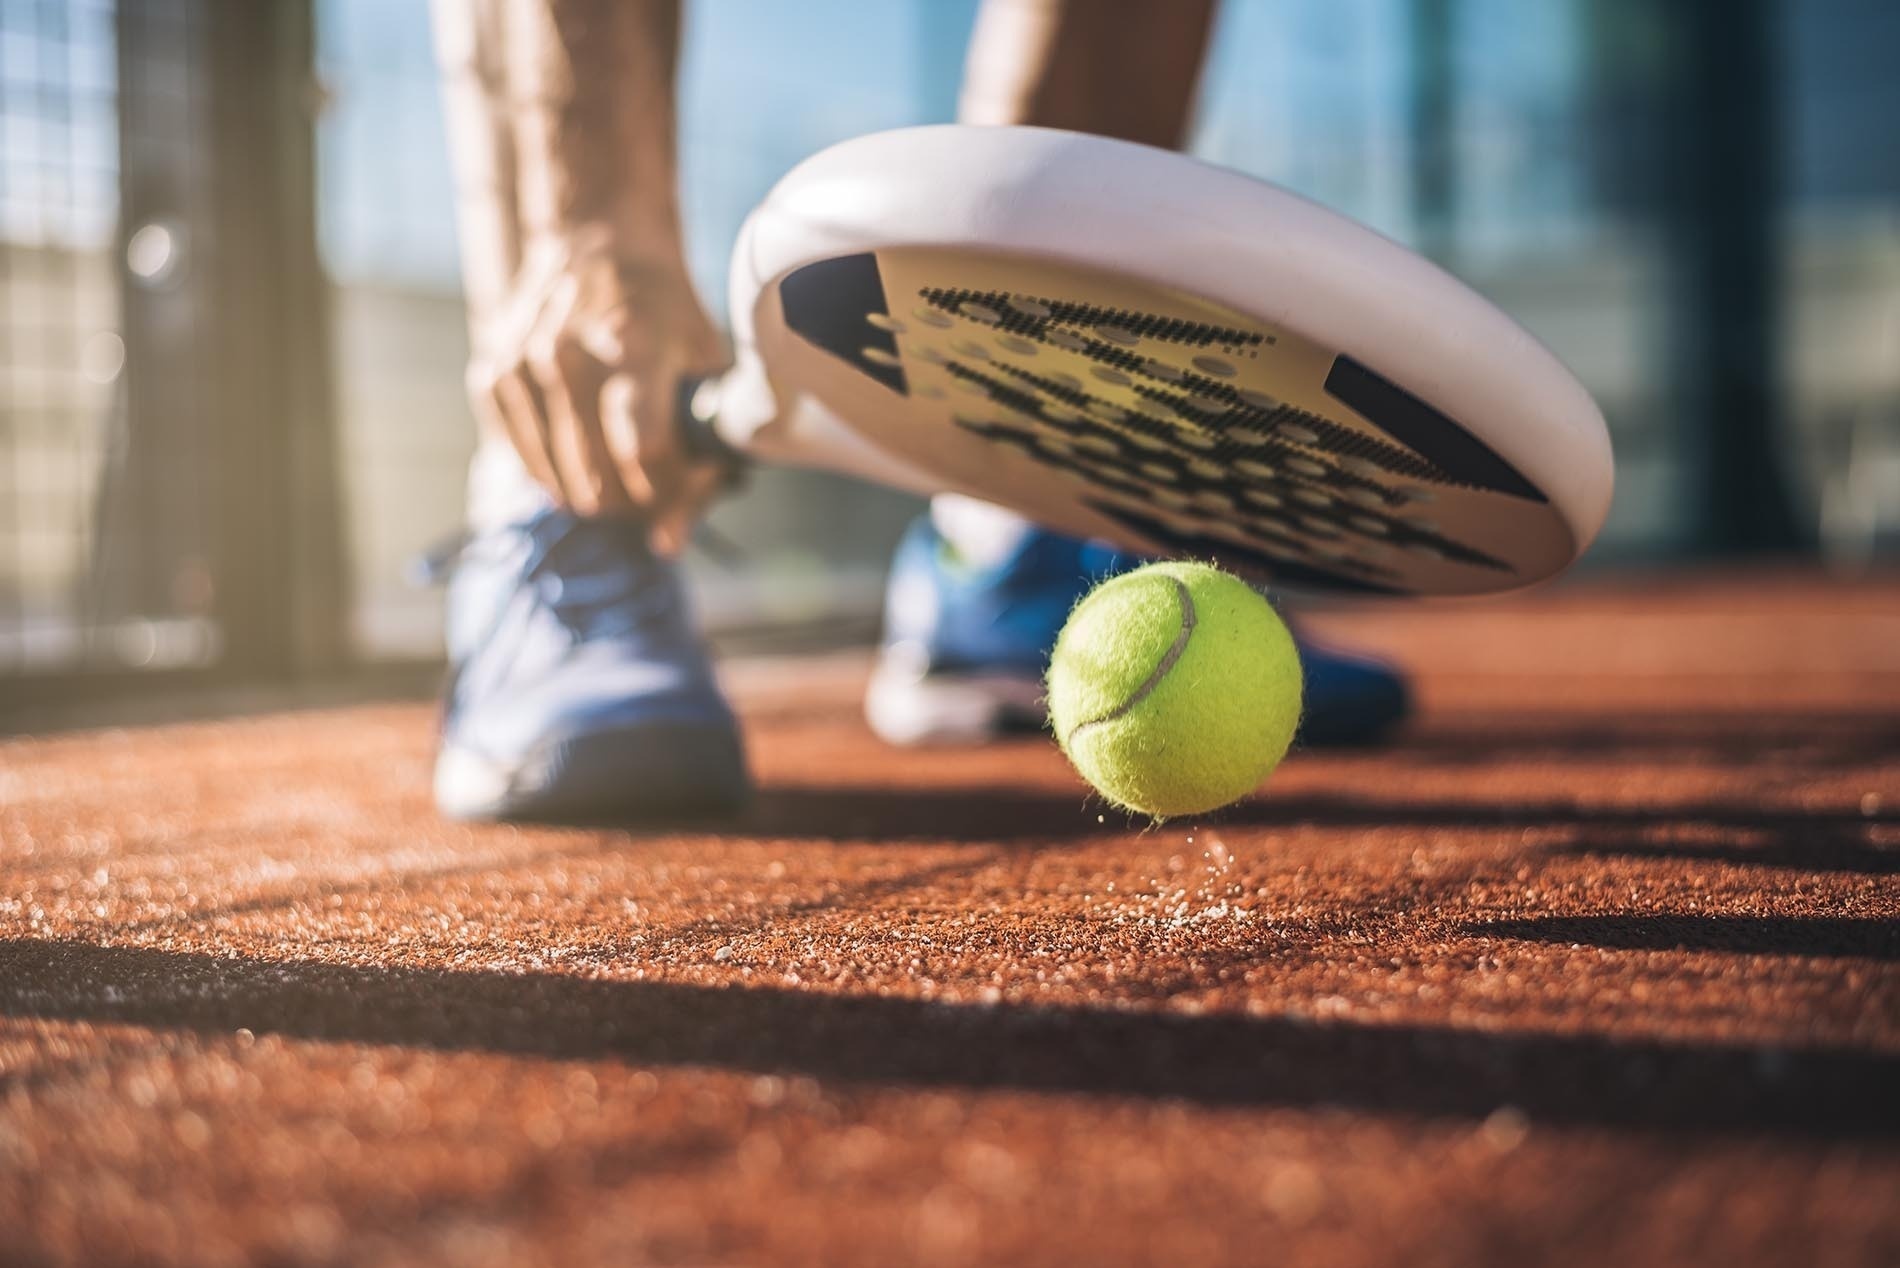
[977,360,1419,504]
[917,282,1544,507]
[921,287,1466,490]
[942,357,1504,574]
[1126,384,1449,486]
[1081,499,1404,595]
[921,287,1269,350]
[902,281,1525,588]
[953,412,1505,585]
[944,361,1512,582]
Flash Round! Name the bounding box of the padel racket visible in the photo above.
[682,125,1613,596]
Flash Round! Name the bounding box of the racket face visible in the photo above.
[753,245,1578,596]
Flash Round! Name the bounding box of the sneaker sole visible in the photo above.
[435,720,750,823]
[864,659,1047,747]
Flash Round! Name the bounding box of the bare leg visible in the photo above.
[434,0,542,527]
[431,0,524,373]
[434,0,718,541]
[936,0,1219,565]
[959,0,1218,147]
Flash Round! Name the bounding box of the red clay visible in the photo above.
[2,571,1897,1267]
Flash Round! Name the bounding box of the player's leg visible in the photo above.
[435,0,552,537]
[429,0,746,820]
[867,0,1411,747]
[956,0,1215,148]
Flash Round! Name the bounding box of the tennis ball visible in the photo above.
[1047,561,1302,818]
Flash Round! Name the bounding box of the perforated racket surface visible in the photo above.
[691,126,1612,597]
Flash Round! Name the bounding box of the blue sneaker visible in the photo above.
[431,508,749,822]
[865,516,1410,747]
[1286,635,1414,748]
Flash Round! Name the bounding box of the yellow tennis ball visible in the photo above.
[1047,561,1302,818]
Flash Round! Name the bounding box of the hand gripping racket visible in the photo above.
[680,125,1613,596]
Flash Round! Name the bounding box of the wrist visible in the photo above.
[513,137,686,261]
[515,221,694,296]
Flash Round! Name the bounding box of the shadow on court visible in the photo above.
[4,938,1893,1141]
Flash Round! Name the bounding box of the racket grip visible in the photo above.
[676,374,743,468]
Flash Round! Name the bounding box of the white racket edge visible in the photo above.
[689,125,1614,593]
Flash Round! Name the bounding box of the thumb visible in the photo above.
[648,462,734,558]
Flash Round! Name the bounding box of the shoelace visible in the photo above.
[416,510,682,653]
[414,512,745,591]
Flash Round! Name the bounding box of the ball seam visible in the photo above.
[1064,575,1198,745]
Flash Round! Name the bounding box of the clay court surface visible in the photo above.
[1,571,1896,1266]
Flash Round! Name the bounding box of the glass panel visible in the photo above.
[316,0,473,659]
[1781,0,1900,565]
[0,0,219,675]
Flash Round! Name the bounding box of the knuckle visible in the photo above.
[551,332,595,374]
[523,336,566,380]
[464,361,500,401]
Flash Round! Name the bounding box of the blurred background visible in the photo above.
[1,0,1895,720]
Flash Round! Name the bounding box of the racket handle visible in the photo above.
[676,374,744,468]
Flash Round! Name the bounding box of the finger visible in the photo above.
[551,334,634,516]
[576,309,628,365]
[648,457,732,558]
[598,370,657,508]
[484,366,564,500]
[523,283,625,517]
[534,355,608,516]
[601,362,711,539]
[623,364,692,535]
